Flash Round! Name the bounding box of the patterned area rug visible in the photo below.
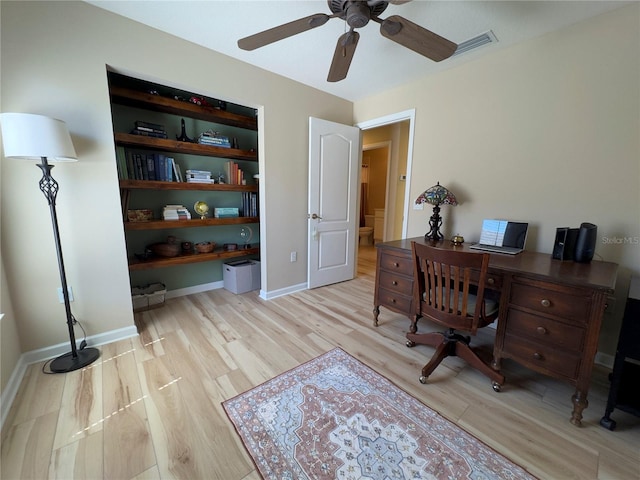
[223,348,536,480]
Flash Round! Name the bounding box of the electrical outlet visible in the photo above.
[290,251,297,262]
[57,286,74,303]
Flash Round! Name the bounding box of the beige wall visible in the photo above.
[0,0,353,384]
[1,206,21,395]
[355,4,640,354]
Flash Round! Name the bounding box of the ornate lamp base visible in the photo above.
[424,205,443,241]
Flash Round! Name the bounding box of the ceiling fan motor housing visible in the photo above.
[328,0,389,28]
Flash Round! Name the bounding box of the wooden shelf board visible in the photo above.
[119,179,258,192]
[125,217,259,230]
[115,132,258,161]
[110,86,258,130]
[129,246,259,271]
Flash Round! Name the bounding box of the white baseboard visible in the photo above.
[595,351,614,370]
[165,280,224,299]
[261,282,307,300]
[1,325,138,430]
[166,276,306,301]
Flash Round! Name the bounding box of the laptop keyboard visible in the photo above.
[469,244,523,255]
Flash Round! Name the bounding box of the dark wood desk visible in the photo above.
[374,237,618,426]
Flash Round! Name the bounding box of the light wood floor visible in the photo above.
[2,244,639,479]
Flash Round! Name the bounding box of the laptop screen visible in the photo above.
[479,219,528,249]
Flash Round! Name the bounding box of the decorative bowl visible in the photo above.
[194,241,215,253]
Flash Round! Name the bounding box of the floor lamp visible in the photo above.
[0,113,100,373]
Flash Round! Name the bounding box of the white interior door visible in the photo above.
[308,117,361,289]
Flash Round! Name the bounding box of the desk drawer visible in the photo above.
[377,287,412,315]
[509,279,591,324]
[469,269,503,290]
[505,308,585,352]
[379,252,413,276]
[503,334,581,380]
[378,270,413,293]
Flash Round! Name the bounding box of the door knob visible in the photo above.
[309,213,322,219]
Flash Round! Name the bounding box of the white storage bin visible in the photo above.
[223,260,260,294]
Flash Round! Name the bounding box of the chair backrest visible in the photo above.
[411,242,492,335]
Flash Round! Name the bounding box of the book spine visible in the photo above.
[126,150,136,179]
[251,192,257,217]
[172,159,181,183]
[115,146,128,180]
[134,154,144,180]
[146,154,156,181]
[166,157,174,182]
[157,154,166,181]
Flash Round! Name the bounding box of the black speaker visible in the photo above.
[574,222,597,263]
[552,227,579,261]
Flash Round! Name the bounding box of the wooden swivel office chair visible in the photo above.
[406,242,505,392]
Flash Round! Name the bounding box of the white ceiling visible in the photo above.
[87,1,630,102]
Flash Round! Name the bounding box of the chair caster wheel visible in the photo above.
[599,417,616,430]
[492,382,502,392]
[419,376,428,384]
[406,340,415,348]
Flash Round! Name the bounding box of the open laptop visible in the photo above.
[469,219,529,255]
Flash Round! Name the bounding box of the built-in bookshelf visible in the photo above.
[108,72,260,280]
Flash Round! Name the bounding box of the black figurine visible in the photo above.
[176,118,193,142]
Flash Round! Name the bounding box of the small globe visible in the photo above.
[194,201,209,219]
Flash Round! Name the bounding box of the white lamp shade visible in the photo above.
[0,112,77,161]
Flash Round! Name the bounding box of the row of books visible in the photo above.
[225,160,246,185]
[242,192,258,217]
[163,204,191,221]
[130,120,168,139]
[116,147,184,182]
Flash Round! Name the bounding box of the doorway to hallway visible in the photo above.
[356,109,416,272]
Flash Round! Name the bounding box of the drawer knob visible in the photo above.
[392,280,398,286]
[391,299,396,303]
[533,352,543,360]
[536,326,547,335]
[393,262,399,267]
[540,299,551,308]
[487,278,495,285]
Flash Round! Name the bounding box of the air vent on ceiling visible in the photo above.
[452,30,498,57]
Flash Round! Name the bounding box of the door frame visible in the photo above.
[356,109,416,239]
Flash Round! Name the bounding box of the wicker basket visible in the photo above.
[131,283,166,312]
[194,241,215,253]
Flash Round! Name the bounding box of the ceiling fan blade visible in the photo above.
[380,15,456,62]
[387,0,413,4]
[238,13,331,51]
[327,31,360,82]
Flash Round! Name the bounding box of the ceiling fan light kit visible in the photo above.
[237,0,458,82]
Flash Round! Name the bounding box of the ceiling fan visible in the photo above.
[237,0,457,82]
